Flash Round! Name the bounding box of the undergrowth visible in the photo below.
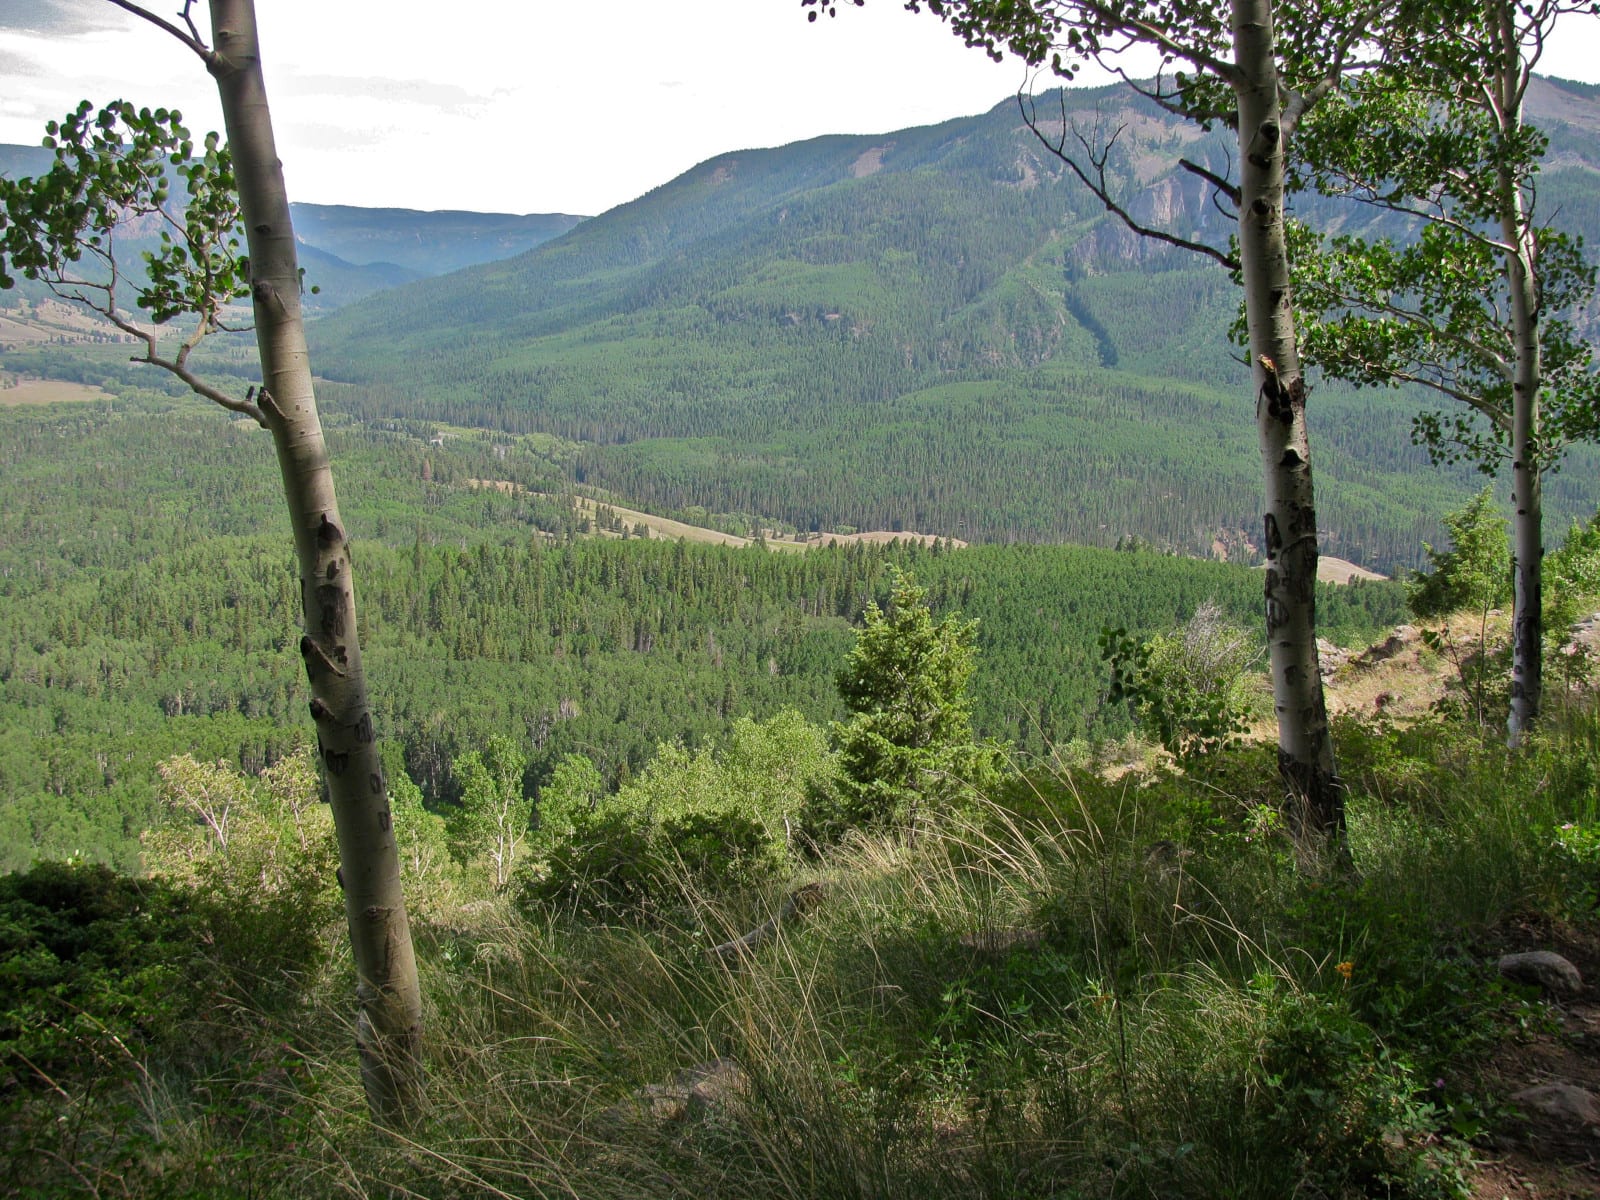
[4,699,1598,1198]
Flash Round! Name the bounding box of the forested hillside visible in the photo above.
[0,388,1402,870]
[307,78,1600,569]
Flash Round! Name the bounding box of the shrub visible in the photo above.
[1407,487,1509,619]
[1100,599,1261,764]
[518,710,833,919]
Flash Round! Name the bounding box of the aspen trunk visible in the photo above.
[1505,219,1543,746]
[1232,0,1342,838]
[1495,8,1543,747]
[207,0,424,1126]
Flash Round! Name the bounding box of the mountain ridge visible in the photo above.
[303,78,1600,569]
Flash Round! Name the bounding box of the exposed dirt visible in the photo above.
[850,144,892,178]
[1323,613,1505,723]
[1468,922,1600,1199]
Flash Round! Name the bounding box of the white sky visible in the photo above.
[3,1,1600,217]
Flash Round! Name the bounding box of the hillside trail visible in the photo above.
[1468,922,1600,1199]
[1320,612,1600,1197]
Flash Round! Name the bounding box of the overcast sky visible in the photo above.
[3,1,1600,217]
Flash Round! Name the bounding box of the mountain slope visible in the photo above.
[307,80,1600,570]
[288,204,585,277]
[1,143,585,309]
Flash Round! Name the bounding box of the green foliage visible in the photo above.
[0,861,196,1087]
[380,741,455,896]
[0,855,326,1190]
[1100,599,1260,762]
[143,749,335,993]
[531,751,607,853]
[1407,487,1510,619]
[0,99,247,331]
[830,570,997,829]
[1545,505,1600,635]
[520,709,834,919]
[1252,982,1472,1200]
[449,733,533,891]
[1295,15,1600,479]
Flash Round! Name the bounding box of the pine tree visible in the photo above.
[833,569,996,827]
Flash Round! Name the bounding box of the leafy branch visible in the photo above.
[0,99,263,424]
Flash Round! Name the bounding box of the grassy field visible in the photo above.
[0,376,109,406]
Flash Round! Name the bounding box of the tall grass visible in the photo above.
[7,699,1598,1198]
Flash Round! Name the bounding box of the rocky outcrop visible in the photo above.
[1510,1083,1600,1128]
[1498,950,1584,999]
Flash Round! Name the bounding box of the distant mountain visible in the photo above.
[0,143,586,309]
[289,204,584,278]
[306,78,1600,570]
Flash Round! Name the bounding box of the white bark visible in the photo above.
[207,0,424,1125]
[1233,0,1341,834]
[1494,8,1544,746]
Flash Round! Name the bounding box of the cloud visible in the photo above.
[0,0,131,36]
[284,71,494,116]
[284,121,390,151]
[0,46,37,75]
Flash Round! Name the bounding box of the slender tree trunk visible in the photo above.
[1231,0,1342,838]
[1495,11,1543,747]
[207,0,424,1125]
[1506,219,1543,745]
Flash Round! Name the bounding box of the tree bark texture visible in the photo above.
[206,0,424,1126]
[1495,8,1543,747]
[1231,0,1342,836]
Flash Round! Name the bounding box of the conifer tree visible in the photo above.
[834,570,996,826]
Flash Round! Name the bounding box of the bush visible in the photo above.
[1252,983,1471,1200]
[1100,599,1261,764]
[0,861,199,1093]
[519,803,792,922]
[517,710,832,920]
[1407,487,1509,619]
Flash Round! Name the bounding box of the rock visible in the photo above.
[605,1058,746,1127]
[1565,612,1600,656]
[685,1057,746,1118]
[958,928,1044,954]
[1511,1083,1600,1128]
[1317,638,1351,678]
[1359,625,1419,665]
[1497,950,1584,998]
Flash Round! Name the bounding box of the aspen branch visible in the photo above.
[1345,295,1515,380]
[1103,11,1239,85]
[104,0,215,62]
[1020,93,1239,271]
[1178,157,1242,208]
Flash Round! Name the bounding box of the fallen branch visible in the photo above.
[707,882,827,968]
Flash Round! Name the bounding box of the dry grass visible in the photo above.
[0,377,109,406]
[1319,554,1388,584]
[1323,609,1514,723]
